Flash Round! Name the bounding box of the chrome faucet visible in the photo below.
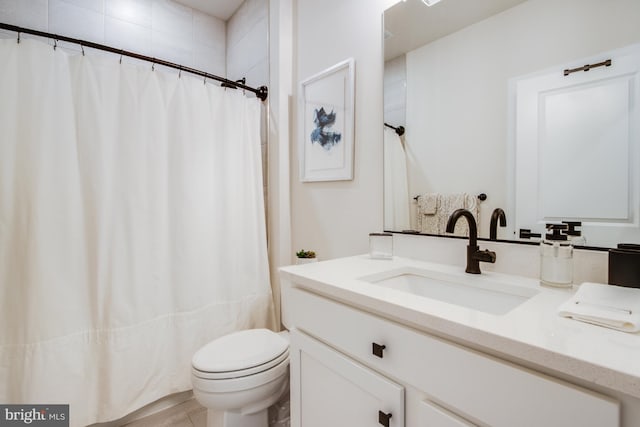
[446,209,496,274]
[489,208,507,241]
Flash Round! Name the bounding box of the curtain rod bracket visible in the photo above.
[257,86,268,101]
[384,122,405,136]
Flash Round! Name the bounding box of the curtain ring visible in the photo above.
[119,50,123,64]
[203,76,206,85]
[81,44,85,56]
[53,39,57,51]
[152,62,155,71]
[178,66,182,79]
[17,32,20,44]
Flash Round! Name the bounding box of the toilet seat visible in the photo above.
[193,348,289,380]
[192,354,289,394]
[192,329,289,380]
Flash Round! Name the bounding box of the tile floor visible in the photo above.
[123,399,206,427]
[122,394,290,427]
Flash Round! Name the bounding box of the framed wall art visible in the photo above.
[299,58,355,182]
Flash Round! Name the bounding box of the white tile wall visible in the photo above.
[49,0,105,42]
[152,28,192,66]
[0,0,48,31]
[193,11,224,47]
[0,0,227,75]
[193,10,225,75]
[225,0,269,205]
[106,0,152,27]
[62,0,104,14]
[104,15,152,55]
[226,0,268,87]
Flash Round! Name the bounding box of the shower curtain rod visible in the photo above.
[0,22,269,101]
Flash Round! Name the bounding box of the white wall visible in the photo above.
[292,0,399,261]
[268,0,293,326]
[404,0,640,238]
[384,55,406,128]
[227,0,268,88]
[0,0,226,76]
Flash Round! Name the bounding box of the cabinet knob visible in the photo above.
[378,411,392,427]
[372,342,386,358]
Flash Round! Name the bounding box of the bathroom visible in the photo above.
[1,0,640,426]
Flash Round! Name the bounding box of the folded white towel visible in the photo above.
[558,282,640,333]
[416,193,440,234]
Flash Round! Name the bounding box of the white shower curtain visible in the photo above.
[0,38,274,426]
[383,127,411,231]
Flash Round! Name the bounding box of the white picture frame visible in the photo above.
[299,58,355,182]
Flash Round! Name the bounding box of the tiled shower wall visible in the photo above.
[0,0,227,76]
[226,0,270,211]
[227,0,268,88]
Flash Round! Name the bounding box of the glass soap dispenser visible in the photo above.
[540,223,573,288]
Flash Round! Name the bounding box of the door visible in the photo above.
[289,329,405,427]
[511,43,640,247]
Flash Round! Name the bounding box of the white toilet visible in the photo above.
[191,328,290,427]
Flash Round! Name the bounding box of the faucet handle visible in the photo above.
[519,228,542,239]
[473,249,496,263]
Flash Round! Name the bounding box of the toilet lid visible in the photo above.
[192,329,289,373]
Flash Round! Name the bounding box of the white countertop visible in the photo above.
[280,255,640,400]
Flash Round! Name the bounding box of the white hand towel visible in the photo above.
[418,193,439,215]
[558,282,640,332]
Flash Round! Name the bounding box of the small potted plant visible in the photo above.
[295,249,317,265]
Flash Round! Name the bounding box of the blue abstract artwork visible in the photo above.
[310,107,342,150]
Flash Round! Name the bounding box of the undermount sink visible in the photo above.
[360,267,539,315]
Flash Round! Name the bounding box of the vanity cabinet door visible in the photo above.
[289,329,405,427]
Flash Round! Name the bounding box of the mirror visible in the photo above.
[383,0,640,248]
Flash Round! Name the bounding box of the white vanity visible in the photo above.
[280,255,640,427]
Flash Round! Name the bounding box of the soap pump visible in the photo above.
[540,223,573,288]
